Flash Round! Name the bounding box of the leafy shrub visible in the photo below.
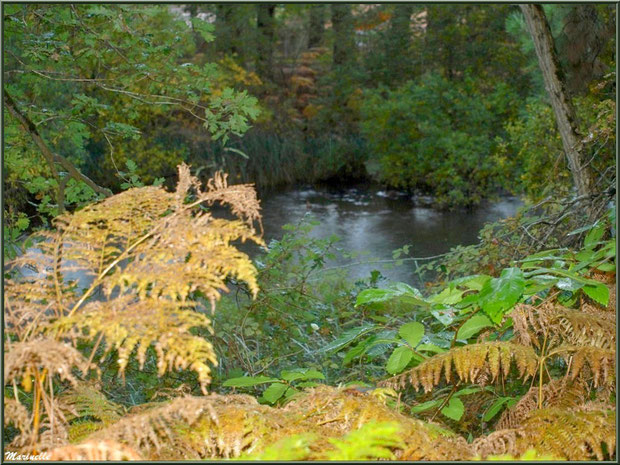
[360,71,520,208]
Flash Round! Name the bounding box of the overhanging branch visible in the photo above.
[3,90,113,201]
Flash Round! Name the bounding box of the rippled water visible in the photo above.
[257,184,522,284]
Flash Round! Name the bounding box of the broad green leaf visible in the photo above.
[262,382,288,403]
[411,399,441,413]
[441,397,464,421]
[582,283,609,306]
[595,263,616,272]
[223,376,279,387]
[457,314,493,340]
[296,381,320,389]
[453,387,482,397]
[398,322,425,347]
[280,369,325,382]
[321,323,376,353]
[356,283,428,307]
[386,346,413,374]
[343,341,372,365]
[430,287,464,305]
[483,396,515,422]
[555,277,583,292]
[450,274,491,291]
[431,309,455,326]
[584,221,606,248]
[478,268,525,324]
[416,343,446,354]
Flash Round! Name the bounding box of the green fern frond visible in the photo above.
[61,382,124,426]
[324,421,405,460]
[381,342,538,393]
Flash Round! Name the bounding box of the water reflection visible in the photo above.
[258,184,522,284]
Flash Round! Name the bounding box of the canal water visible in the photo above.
[257,184,522,285]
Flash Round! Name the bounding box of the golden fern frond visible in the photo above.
[475,407,615,460]
[556,344,616,387]
[108,216,261,305]
[3,165,265,394]
[283,385,475,461]
[381,342,538,393]
[519,407,615,460]
[48,440,143,460]
[511,302,615,350]
[554,308,615,349]
[61,381,124,425]
[86,394,262,459]
[47,297,217,392]
[495,377,589,429]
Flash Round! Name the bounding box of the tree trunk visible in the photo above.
[520,4,593,198]
[386,4,414,82]
[308,5,325,49]
[331,4,355,67]
[256,4,276,81]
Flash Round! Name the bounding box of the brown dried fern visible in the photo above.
[475,407,615,460]
[48,440,143,460]
[495,377,589,429]
[381,342,538,393]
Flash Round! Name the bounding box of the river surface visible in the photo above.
[255,184,522,285]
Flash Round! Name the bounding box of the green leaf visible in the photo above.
[296,381,319,389]
[223,376,279,387]
[483,396,514,422]
[398,322,425,347]
[191,17,215,42]
[262,382,288,404]
[430,287,464,305]
[356,283,427,307]
[457,314,493,340]
[451,274,491,291]
[582,283,609,306]
[416,343,447,354]
[386,346,413,374]
[453,387,482,397]
[410,399,441,414]
[595,263,615,272]
[584,221,606,248]
[478,267,525,324]
[280,368,325,382]
[441,397,464,421]
[320,323,376,353]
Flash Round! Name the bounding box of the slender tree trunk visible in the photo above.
[520,4,593,198]
[308,5,325,49]
[331,4,355,67]
[386,4,414,82]
[256,4,276,81]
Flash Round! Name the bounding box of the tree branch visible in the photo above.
[3,90,113,201]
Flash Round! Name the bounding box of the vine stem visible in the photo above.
[431,381,460,422]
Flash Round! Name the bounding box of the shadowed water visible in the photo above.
[257,184,522,285]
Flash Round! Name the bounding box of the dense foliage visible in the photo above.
[3,2,616,462]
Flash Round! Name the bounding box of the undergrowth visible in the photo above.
[3,166,616,461]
